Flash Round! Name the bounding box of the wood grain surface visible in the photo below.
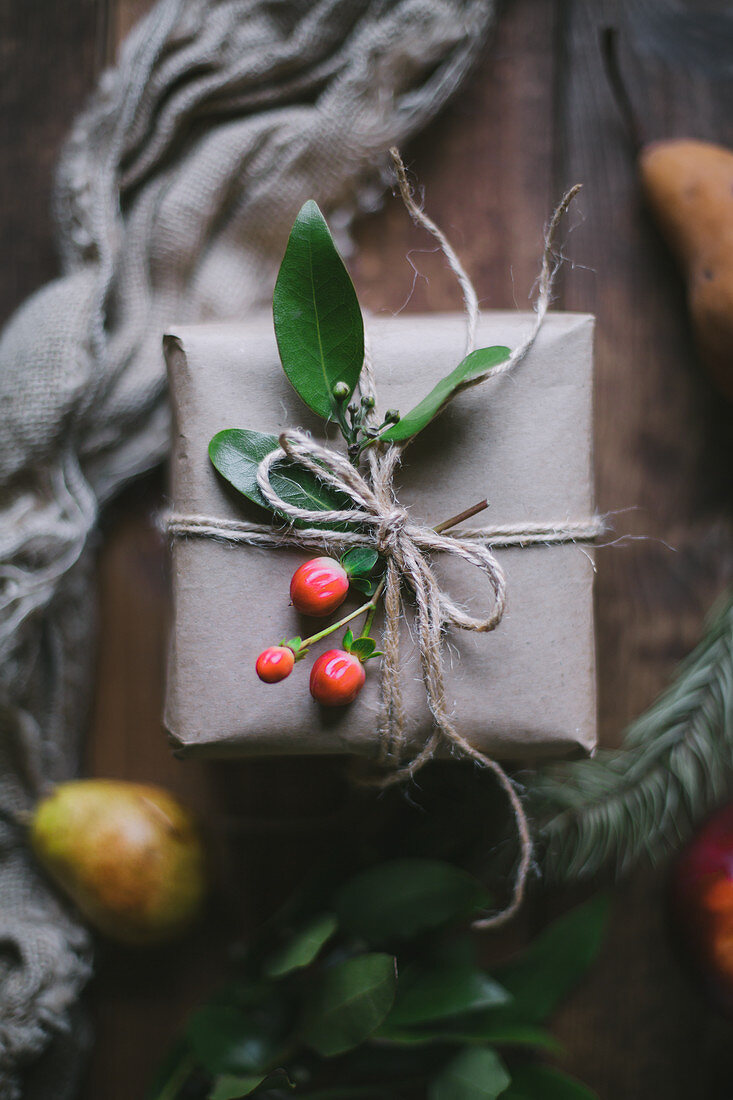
[1,0,732,1097]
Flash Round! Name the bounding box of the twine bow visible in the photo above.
[256,430,508,777]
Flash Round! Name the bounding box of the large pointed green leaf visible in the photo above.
[501,1065,597,1099]
[333,860,490,943]
[428,1047,511,1100]
[273,199,364,419]
[264,913,338,979]
[493,895,609,1025]
[209,428,349,519]
[380,346,510,443]
[300,953,397,1056]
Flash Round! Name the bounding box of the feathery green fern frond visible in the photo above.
[535,589,733,884]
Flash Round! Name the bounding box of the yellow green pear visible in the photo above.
[30,779,206,946]
[640,139,733,401]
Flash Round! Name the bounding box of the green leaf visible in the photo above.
[349,637,376,660]
[349,576,378,597]
[380,346,510,443]
[208,1074,266,1100]
[343,629,355,652]
[264,913,338,979]
[209,428,350,520]
[428,1047,511,1100]
[188,1005,282,1076]
[502,1065,597,1100]
[273,199,364,420]
[493,895,609,1024]
[300,953,397,1057]
[341,547,379,577]
[387,940,509,1029]
[377,1019,560,1054]
[387,966,510,1028]
[333,860,490,943]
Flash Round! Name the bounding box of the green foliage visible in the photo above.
[265,914,337,979]
[380,346,510,444]
[387,941,510,1027]
[273,200,364,420]
[208,1074,267,1099]
[340,547,379,577]
[428,1047,511,1100]
[492,895,609,1025]
[502,1065,598,1099]
[210,206,518,509]
[536,589,733,883]
[150,859,605,1100]
[333,859,491,942]
[300,953,397,1056]
[188,1003,284,1076]
[209,429,349,520]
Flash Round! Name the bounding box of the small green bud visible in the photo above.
[384,409,400,424]
[332,381,350,401]
[360,394,376,410]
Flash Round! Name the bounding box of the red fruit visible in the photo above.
[673,803,733,1013]
[309,649,365,706]
[290,557,349,618]
[256,646,295,683]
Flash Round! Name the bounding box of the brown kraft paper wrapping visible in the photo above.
[164,311,597,762]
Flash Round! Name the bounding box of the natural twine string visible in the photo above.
[168,157,595,929]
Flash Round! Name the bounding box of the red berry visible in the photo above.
[256,646,294,683]
[673,804,733,1013]
[309,649,365,706]
[290,557,349,617]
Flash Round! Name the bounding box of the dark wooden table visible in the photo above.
[3,1,733,1096]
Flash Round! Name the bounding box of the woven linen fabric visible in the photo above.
[0,0,495,1095]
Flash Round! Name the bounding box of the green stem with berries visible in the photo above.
[293,590,384,655]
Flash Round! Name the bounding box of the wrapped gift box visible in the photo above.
[164,311,597,761]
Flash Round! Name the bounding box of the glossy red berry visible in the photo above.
[255,646,295,683]
[290,557,349,618]
[309,649,365,706]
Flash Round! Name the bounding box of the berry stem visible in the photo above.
[358,577,387,640]
[298,593,382,650]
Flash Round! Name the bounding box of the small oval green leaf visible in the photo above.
[209,428,349,521]
[341,547,379,577]
[273,200,364,420]
[300,953,397,1057]
[349,575,379,597]
[264,913,338,979]
[349,637,376,660]
[428,1047,511,1100]
[333,860,490,943]
[380,346,511,444]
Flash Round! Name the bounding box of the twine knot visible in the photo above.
[375,507,410,555]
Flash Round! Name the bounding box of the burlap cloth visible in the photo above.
[0,1,495,1095]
